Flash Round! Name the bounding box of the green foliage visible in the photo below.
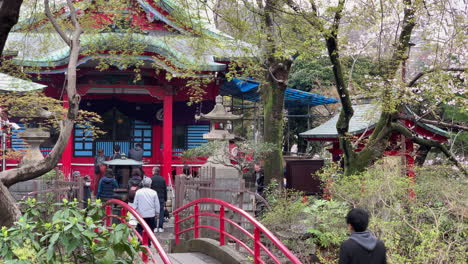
[303,200,349,248]
[0,198,143,264]
[321,162,467,263]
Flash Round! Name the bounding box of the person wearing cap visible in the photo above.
[134,177,160,244]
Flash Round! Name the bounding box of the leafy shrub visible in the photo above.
[324,162,467,263]
[0,198,143,263]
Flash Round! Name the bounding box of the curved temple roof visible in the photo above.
[300,104,449,139]
[5,32,248,74]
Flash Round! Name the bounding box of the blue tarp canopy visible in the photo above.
[221,78,338,107]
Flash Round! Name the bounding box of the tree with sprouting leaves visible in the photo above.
[0,0,83,228]
[180,0,467,178]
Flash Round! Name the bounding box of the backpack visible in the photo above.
[128,185,139,203]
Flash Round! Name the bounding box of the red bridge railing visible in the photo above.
[104,199,172,264]
[173,198,302,264]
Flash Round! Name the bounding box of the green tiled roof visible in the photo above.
[0,73,46,92]
[300,104,449,139]
[5,32,250,73]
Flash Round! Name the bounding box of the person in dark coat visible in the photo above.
[110,145,122,184]
[253,162,264,196]
[128,168,143,204]
[97,169,119,202]
[129,143,143,160]
[339,208,387,264]
[83,176,92,208]
[150,166,167,232]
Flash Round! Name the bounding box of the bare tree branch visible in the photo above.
[1,0,82,185]
[408,67,465,87]
[44,0,71,45]
[391,122,467,176]
[399,114,468,131]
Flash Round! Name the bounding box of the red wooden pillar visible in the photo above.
[161,93,173,182]
[62,95,73,181]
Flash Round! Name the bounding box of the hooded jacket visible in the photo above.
[97,175,118,199]
[339,231,387,264]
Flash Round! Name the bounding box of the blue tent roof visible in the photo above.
[221,78,338,107]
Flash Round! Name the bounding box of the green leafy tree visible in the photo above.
[0,0,82,228]
[1,198,144,263]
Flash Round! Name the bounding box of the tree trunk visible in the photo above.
[261,0,292,186]
[0,0,23,58]
[0,182,21,227]
[0,0,82,227]
[263,76,287,185]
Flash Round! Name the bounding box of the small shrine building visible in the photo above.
[300,103,449,178]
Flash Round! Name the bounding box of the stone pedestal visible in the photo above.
[18,128,49,166]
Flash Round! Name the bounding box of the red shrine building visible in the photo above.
[3,0,248,181]
[300,103,449,179]
[3,0,338,186]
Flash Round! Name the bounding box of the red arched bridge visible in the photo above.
[104,198,302,264]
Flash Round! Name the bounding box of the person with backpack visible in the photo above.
[128,168,143,204]
[150,167,167,232]
[96,169,119,202]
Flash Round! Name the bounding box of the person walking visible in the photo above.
[150,167,167,232]
[339,208,387,264]
[134,177,160,245]
[96,169,119,202]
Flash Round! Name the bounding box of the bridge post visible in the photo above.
[105,205,111,227]
[219,205,225,246]
[142,230,149,263]
[254,227,261,264]
[175,212,180,244]
[120,207,127,218]
[194,204,200,238]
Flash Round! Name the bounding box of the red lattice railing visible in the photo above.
[173,198,302,264]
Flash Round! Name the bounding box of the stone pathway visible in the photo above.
[149,217,219,263]
[152,253,222,264]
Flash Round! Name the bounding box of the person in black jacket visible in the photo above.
[150,167,167,232]
[97,169,119,202]
[339,208,387,264]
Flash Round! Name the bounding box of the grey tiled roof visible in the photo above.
[0,73,46,92]
[300,104,379,139]
[300,103,449,139]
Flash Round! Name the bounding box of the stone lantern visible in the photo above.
[195,95,242,140]
[18,108,52,167]
[195,95,242,178]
